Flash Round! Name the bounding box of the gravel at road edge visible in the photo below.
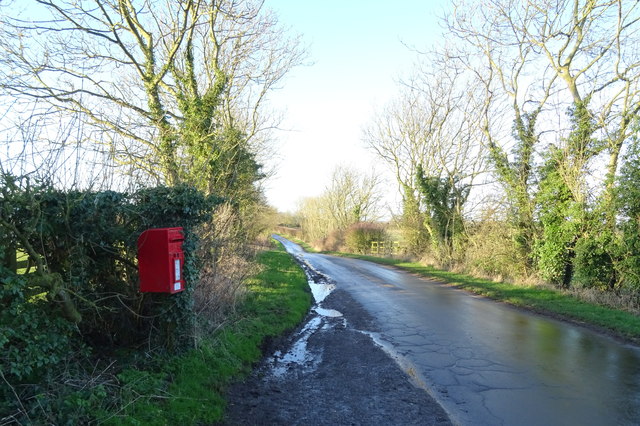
[221,288,452,425]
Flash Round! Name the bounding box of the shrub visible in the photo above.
[615,139,640,291]
[345,222,388,254]
[573,226,618,289]
[533,150,584,287]
[0,270,77,387]
[0,176,223,422]
[465,219,527,280]
[318,229,346,252]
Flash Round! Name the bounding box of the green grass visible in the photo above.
[325,251,640,341]
[16,251,28,270]
[104,239,312,425]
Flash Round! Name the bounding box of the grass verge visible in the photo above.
[324,251,640,341]
[103,239,311,425]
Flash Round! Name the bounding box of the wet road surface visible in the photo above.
[223,238,451,425]
[276,236,640,426]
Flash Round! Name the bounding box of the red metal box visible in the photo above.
[137,227,185,293]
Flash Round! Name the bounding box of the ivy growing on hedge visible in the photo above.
[0,176,222,417]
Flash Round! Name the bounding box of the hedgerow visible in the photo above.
[0,175,221,422]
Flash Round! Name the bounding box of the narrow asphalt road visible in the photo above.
[276,237,640,426]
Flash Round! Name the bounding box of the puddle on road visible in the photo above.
[269,241,415,388]
[293,253,342,316]
[309,281,336,304]
[263,253,343,379]
[268,316,323,378]
[314,307,343,317]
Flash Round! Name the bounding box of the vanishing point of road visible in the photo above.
[277,236,640,426]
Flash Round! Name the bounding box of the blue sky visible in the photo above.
[263,0,448,213]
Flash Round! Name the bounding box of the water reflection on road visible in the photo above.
[263,238,342,379]
[274,236,640,426]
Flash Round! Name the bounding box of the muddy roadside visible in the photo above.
[221,266,452,425]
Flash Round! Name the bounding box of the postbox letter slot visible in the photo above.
[168,230,184,242]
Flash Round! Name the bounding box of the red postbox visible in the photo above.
[137,227,185,293]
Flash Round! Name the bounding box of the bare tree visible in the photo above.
[0,0,304,195]
[296,166,385,245]
[323,165,384,229]
[364,50,486,199]
[447,0,561,269]
[447,0,640,285]
[449,0,640,209]
[363,50,487,254]
[297,195,335,244]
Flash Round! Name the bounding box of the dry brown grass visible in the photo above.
[193,203,260,339]
[566,286,640,315]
